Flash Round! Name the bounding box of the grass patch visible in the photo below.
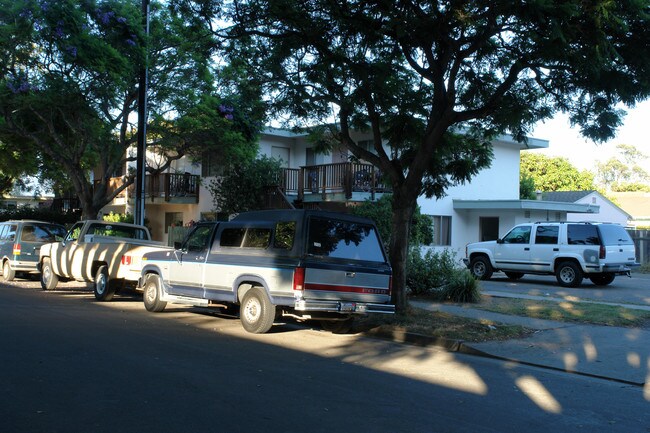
[476,296,650,328]
[355,306,534,343]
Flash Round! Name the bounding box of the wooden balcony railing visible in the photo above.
[279,163,390,201]
[100,173,200,203]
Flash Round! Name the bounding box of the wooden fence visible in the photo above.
[627,229,649,265]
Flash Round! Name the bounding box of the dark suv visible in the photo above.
[0,220,67,281]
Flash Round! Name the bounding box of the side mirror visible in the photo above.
[174,241,182,250]
[496,238,504,244]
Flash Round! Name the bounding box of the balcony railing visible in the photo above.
[279,162,390,201]
[100,173,200,203]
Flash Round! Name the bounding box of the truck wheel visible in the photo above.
[321,318,354,334]
[589,273,615,286]
[40,258,59,291]
[555,261,583,287]
[469,256,493,280]
[240,287,276,334]
[94,265,115,302]
[3,260,15,282]
[143,274,167,312]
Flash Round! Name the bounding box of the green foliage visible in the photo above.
[520,152,595,191]
[596,144,650,192]
[440,269,482,304]
[406,248,458,296]
[639,263,650,274]
[102,212,134,224]
[0,0,263,219]
[519,173,537,199]
[208,155,283,215]
[350,195,433,247]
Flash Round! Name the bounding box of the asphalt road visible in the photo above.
[481,272,650,306]
[1,280,649,433]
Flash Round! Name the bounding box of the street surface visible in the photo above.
[482,272,650,306]
[1,279,648,433]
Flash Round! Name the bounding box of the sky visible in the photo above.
[529,99,650,171]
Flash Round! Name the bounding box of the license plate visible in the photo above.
[340,303,367,313]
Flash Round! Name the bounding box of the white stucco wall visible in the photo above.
[566,192,630,226]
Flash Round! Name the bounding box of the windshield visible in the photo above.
[307,217,386,262]
[598,225,634,245]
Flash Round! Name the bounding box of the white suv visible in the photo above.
[464,222,638,287]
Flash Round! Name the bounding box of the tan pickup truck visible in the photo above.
[38,220,163,301]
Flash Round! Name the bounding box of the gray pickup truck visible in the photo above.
[129,210,394,333]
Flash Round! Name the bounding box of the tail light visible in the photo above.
[599,245,606,259]
[13,244,21,255]
[121,255,132,266]
[293,267,305,291]
[388,275,393,296]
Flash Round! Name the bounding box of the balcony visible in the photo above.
[101,173,200,205]
[279,162,390,204]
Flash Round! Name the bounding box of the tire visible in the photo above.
[143,274,167,312]
[504,272,524,280]
[93,265,115,302]
[40,258,59,291]
[555,261,583,288]
[240,287,276,334]
[469,256,493,280]
[589,273,616,286]
[321,318,354,334]
[3,260,15,282]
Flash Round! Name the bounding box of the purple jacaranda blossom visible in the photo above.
[117,16,127,24]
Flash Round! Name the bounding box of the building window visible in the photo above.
[427,215,452,246]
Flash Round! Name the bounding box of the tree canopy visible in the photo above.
[215,0,650,311]
[520,152,595,192]
[0,0,264,219]
[596,144,650,191]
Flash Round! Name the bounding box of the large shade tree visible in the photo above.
[210,0,650,312]
[520,152,595,193]
[0,0,264,219]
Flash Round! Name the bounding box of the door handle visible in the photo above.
[524,248,530,251]
[553,248,559,251]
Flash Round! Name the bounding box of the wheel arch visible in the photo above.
[234,275,271,304]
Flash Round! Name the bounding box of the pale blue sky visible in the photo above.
[530,99,650,171]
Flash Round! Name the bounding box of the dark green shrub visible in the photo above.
[0,207,80,226]
[406,247,458,296]
[440,269,482,303]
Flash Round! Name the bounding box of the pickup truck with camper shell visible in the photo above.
[126,209,394,334]
[464,221,638,287]
[38,220,163,300]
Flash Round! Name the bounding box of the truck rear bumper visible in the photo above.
[294,299,395,314]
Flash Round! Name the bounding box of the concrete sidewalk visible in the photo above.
[410,296,650,386]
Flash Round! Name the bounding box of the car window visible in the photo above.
[184,225,213,253]
[534,225,559,245]
[273,221,295,250]
[598,225,634,245]
[65,222,84,242]
[567,225,600,245]
[219,228,246,248]
[242,228,271,249]
[87,223,148,240]
[502,226,531,244]
[307,217,386,262]
[0,224,7,240]
[5,224,17,242]
[24,224,67,242]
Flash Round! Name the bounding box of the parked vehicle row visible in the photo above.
[464,221,639,287]
[1,211,395,334]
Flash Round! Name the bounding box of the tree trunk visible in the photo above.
[388,189,417,313]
